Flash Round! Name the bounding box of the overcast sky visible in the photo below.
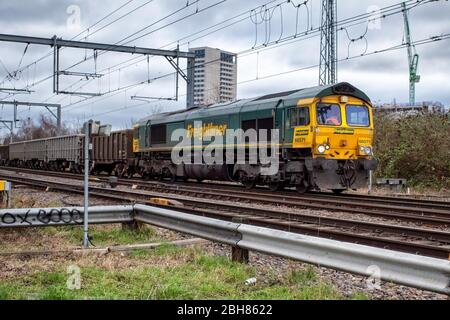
[0,0,449,134]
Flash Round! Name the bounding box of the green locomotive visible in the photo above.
[131,82,377,193]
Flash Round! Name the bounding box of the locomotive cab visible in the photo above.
[312,96,373,159]
[289,90,377,193]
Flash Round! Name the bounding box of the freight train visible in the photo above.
[0,82,377,194]
[0,131,134,176]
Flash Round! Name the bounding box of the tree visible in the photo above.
[2,114,76,145]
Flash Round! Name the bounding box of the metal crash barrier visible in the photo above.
[1,204,449,295]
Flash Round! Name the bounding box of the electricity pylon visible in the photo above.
[319,0,338,86]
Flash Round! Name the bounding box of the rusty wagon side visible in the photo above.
[91,129,134,176]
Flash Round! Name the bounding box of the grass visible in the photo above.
[0,248,367,300]
[41,224,157,247]
[7,193,63,209]
[129,243,183,258]
[1,193,370,300]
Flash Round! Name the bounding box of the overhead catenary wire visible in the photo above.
[39,0,236,105]
[62,0,222,72]
[59,0,438,112]
[73,32,450,120]
[4,0,215,105]
[56,0,294,108]
[53,0,321,106]
[6,0,290,106]
[6,0,220,125]
[0,0,154,100]
[0,0,136,88]
[1,0,446,127]
[77,0,156,41]
[56,0,283,95]
[1,0,435,100]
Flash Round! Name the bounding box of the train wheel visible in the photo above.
[153,170,162,181]
[161,167,175,182]
[238,171,256,190]
[196,178,203,183]
[242,179,256,189]
[296,183,307,194]
[332,189,345,195]
[268,181,283,192]
[142,172,149,180]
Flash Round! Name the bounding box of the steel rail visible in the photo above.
[1,167,449,224]
[3,166,450,210]
[2,173,450,259]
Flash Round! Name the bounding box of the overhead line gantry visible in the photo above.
[0,33,196,107]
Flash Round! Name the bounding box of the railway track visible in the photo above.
[1,170,450,260]
[2,167,450,226]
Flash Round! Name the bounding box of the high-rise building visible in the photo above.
[189,47,237,106]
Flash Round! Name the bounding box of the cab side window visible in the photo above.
[288,107,310,128]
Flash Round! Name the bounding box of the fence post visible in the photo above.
[231,217,249,264]
[83,120,93,248]
[122,221,142,231]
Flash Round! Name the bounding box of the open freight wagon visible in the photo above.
[2,127,134,176]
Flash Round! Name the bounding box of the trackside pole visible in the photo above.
[83,121,92,248]
[368,170,373,194]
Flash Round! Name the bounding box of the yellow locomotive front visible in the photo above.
[290,86,377,193]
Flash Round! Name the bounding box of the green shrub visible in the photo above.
[373,112,450,190]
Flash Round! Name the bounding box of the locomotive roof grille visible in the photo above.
[332,83,356,95]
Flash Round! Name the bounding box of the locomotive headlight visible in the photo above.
[317,145,326,154]
[359,146,373,155]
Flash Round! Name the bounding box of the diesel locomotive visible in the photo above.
[132,82,377,193]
